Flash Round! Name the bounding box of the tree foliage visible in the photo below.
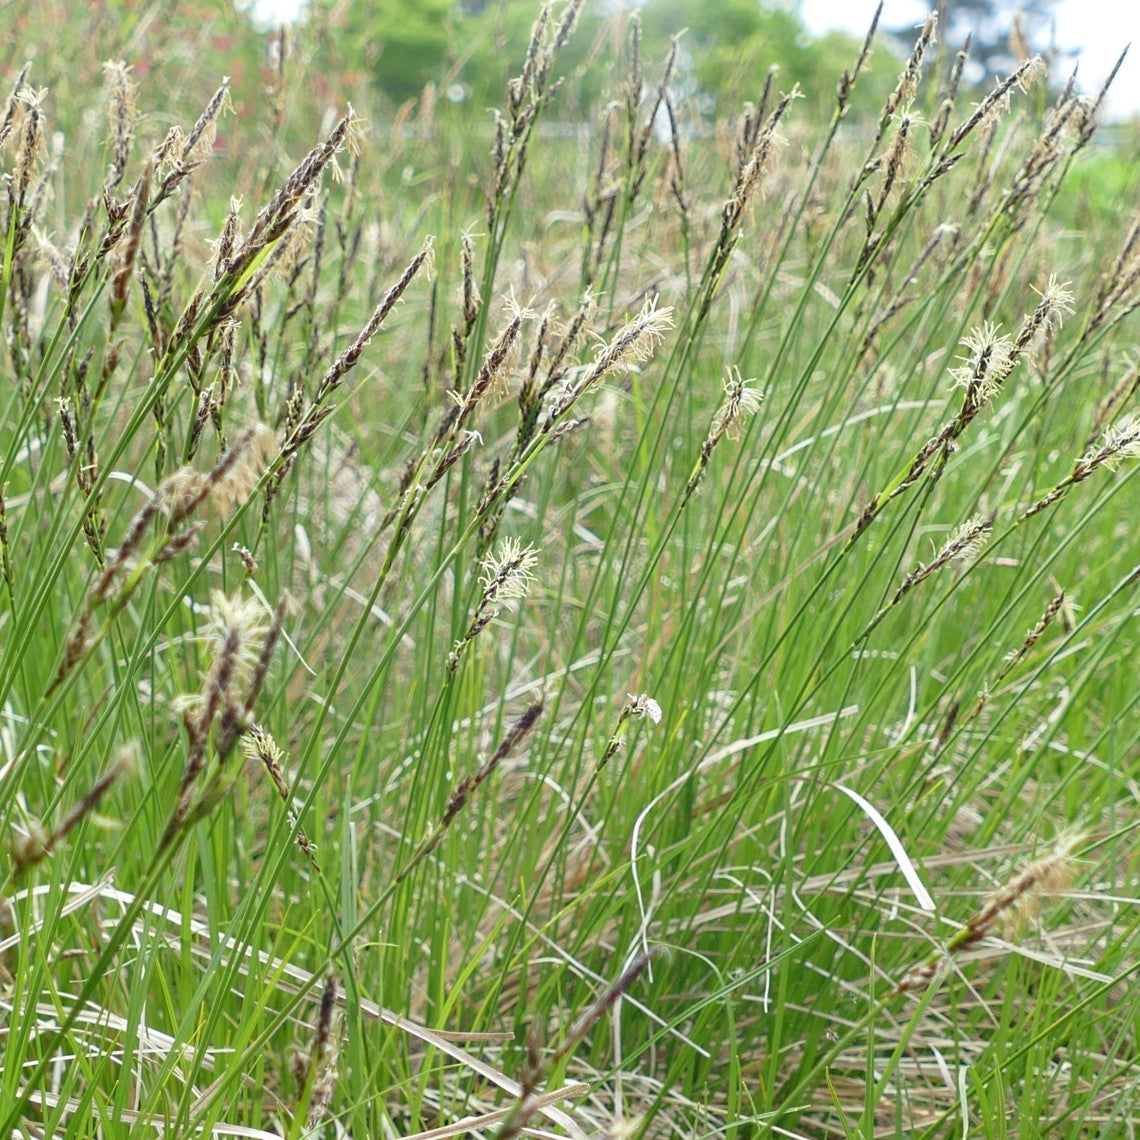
[305,0,900,119]
[305,0,458,100]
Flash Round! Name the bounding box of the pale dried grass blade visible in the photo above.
[832,782,936,912]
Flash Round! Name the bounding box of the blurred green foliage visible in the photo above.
[302,0,901,119]
[637,0,892,112]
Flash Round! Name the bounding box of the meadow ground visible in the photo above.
[1,2,1138,1136]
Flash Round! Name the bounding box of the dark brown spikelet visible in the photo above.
[109,160,152,322]
[305,974,340,1129]
[0,63,31,151]
[10,748,134,877]
[101,61,138,195]
[441,698,544,832]
[151,79,232,210]
[393,698,545,889]
[228,108,357,284]
[495,947,664,1140]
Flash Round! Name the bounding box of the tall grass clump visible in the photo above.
[1,2,1138,1136]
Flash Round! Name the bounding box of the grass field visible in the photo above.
[1,2,1139,1136]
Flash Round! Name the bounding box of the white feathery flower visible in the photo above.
[1088,412,1140,471]
[940,515,991,564]
[949,321,1015,403]
[628,694,663,725]
[712,366,764,440]
[598,297,675,372]
[206,590,270,670]
[171,591,270,719]
[1032,273,1075,327]
[478,538,539,603]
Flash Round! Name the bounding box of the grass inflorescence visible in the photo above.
[0,2,1138,1136]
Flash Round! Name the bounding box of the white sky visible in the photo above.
[250,0,1140,117]
[799,0,1140,117]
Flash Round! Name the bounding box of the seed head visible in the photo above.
[712,366,764,440]
[895,829,1084,995]
[1083,412,1140,472]
[543,298,673,423]
[627,693,663,724]
[1013,274,1075,356]
[598,296,674,372]
[971,829,1084,939]
[460,231,480,325]
[151,125,184,175]
[479,537,538,603]
[477,294,529,401]
[209,423,278,517]
[938,514,991,565]
[1032,273,1076,326]
[732,105,790,217]
[949,321,1015,407]
[305,975,340,1130]
[181,79,233,170]
[884,13,937,121]
[12,85,47,202]
[9,748,134,877]
[101,60,138,191]
[1015,54,1047,94]
[32,224,69,288]
[173,591,271,724]
[599,692,663,768]
[212,196,244,279]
